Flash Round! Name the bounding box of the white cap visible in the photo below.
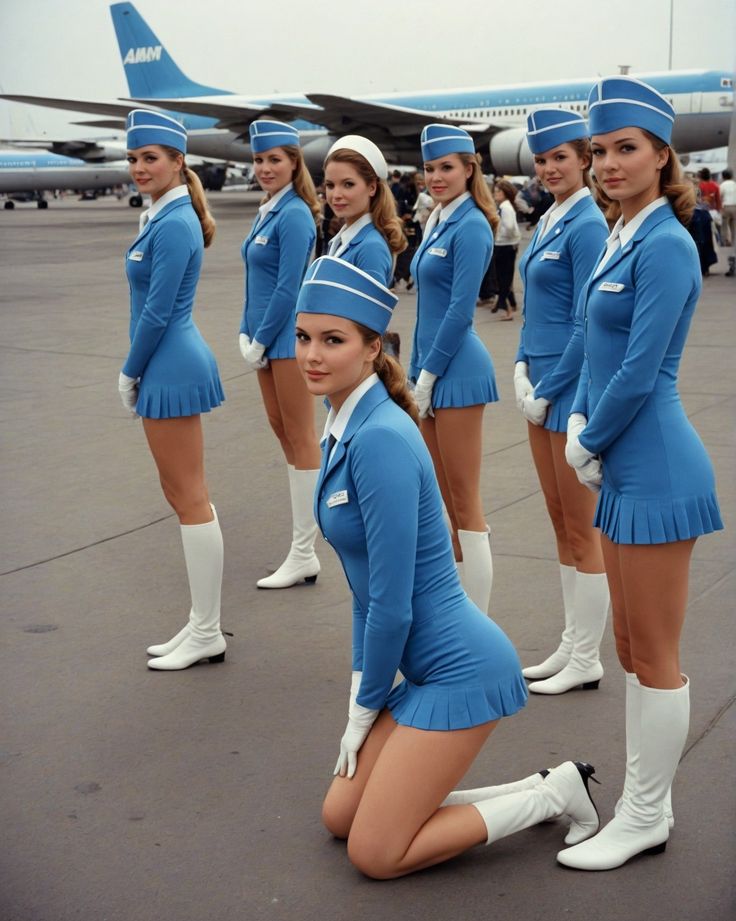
[325,135,388,180]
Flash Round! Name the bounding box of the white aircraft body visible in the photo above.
[2,2,732,175]
[0,150,132,208]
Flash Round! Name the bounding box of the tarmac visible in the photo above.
[1,191,734,921]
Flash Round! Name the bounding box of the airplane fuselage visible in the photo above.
[0,151,131,193]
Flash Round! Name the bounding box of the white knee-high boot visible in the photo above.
[148,505,226,671]
[257,466,320,589]
[528,572,609,694]
[473,762,600,846]
[458,527,493,614]
[558,678,689,870]
[443,769,548,806]
[615,672,675,828]
[522,563,576,679]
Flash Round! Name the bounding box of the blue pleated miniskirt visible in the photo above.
[242,309,297,360]
[386,602,528,731]
[136,323,225,419]
[416,332,499,409]
[528,354,576,433]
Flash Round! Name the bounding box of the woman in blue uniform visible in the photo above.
[513,109,611,696]
[323,135,406,285]
[558,77,723,871]
[409,125,499,614]
[239,120,322,589]
[119,111,226,671]
[294,255,599,879]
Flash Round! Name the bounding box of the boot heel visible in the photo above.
[582,679,601,690]
[208,652,226,663]
[643,841,667,856]
[304,574,318,584]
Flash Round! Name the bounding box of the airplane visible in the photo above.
[0,149,133,209]
[1,2,732,177]
[0,137,127,162]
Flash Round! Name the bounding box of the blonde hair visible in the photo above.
[261,145,321,224]
[458,153,499,232]
[354,321,419,425]
[325,149,407,255]
[592,133,695,226]
[163,147,216,247]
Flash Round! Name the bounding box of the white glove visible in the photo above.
[238,332,251,360]
[576,457,603,493]
[118,372,139,417]
[522,392,551,426]
[334,672,379,779]
[565,412,596,469]
[243,337,269,369]
[513,361,534,411]
[413,369,437,419]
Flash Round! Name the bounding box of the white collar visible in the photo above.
[329,212,373,256]
[322,373,380,448]
[439,190,471,223]
[144,184,190,223]
[616,196,668,248]
[257,181,293,224]
[539,186,590,240]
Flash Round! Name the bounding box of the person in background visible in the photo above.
[559,76,723,871]
[239,120,322,590]
[491,179,522,320]
[409,125,499,614]
[513,108,610,696]
[295,255,598,880]
[120,111,226,671]
[718,167,736,275]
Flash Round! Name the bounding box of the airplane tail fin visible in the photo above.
[110,2,231,98]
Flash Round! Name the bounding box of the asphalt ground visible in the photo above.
[1,191,734,921]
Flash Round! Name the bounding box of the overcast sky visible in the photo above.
[1,0,734,140]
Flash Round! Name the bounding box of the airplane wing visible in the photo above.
[0,93,144,119]
[123,96,266,127]
[0,137,125,162]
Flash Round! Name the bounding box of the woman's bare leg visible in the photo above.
[432,406,487,533]
[269,359,321,470]
[420,414,461,558]
[548,431,603,573]
[256,366,292,464]
[142,415,212,524]
[347,720,497,878]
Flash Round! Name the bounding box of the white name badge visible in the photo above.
[128,251,144,262]
[598,282,625,293]
[541,251,561,261]
[255,235,269,245]
[428,247,447,257]
[327,490,349,508]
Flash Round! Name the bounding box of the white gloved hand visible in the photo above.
[238,332,251,360]
[118,372,139,417]
[243,338,269,370]
[513,361,534,411]
[413,369,437,419]
[575,457,603,493]
[334,671,379,779]
[565,412,595,469]
[522,392,551,426]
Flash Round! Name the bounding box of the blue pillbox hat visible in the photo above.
[587,76,675,145]
[526,108,588,154]
[249,119,300,153]
[420,124,475,162]
[296,256,397,335]
[126,109,187,154]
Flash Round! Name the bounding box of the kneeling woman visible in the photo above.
[295,256,599,879]
[120,111,225,670]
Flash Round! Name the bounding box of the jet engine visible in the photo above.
[488,129,535,176]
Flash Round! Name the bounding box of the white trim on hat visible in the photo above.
[128,124,188,140]
[129,109,186,129]
[527,117,586,137]
[300,279,395,314]
[589,96,675,123]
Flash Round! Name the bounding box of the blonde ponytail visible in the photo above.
[183,165,216,248]
[459,153,499,232]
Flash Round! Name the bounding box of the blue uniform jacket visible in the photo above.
[572,202,701,455]
[335,221,393,286]
[123,195,203,379]
[240,188,316,353]
[409,197,493,379]
[517,194,608,411]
